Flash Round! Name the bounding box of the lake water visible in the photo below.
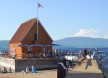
[0,48,9,51]
[0,46,108,75]
[54,46,108,52]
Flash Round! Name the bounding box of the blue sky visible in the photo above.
[0,0,108,40]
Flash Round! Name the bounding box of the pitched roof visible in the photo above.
[9,18,53,44]
[9,18,36,44]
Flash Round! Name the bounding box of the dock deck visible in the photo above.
[66,59,104,78]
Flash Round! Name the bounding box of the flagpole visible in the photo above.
[37,0,39,41]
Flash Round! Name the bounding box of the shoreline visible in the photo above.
[0,69,57,78]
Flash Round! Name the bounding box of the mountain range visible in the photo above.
[54,37,108,48]
[0,40,9,50]
[0,37,108,50]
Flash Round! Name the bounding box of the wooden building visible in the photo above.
[9,18,53,59]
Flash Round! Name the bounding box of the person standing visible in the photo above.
[83,48,87,57]
[89,48,93,59]
[93,48,98,57]
[12,52,16,59]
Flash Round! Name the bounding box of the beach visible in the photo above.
[0,69,57,78]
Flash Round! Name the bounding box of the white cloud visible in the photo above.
[75,29,101,38]
[104,34,108,39]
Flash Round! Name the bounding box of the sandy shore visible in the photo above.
[0,69,57,78]
[0,59,103,78]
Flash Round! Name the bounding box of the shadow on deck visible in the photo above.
[66,72,104,78]
[66,59,104,78]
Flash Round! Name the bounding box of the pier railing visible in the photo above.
[0,50,83,60]
[100,62,108,78]
[96,51,108,78]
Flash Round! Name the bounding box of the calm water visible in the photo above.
[54,46,108,52]
[1,47,108,52]
[0,48,9,51]
[0,47,108,77]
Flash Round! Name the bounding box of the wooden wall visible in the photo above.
[9,20,53,59]
[9,43,22,59]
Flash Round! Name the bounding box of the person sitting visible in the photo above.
[21,70,26,74]
[31,66,36,73]
[25,67,29,73]
[2,67,7,73]
[8,67,12,73]
[41,54,45,58]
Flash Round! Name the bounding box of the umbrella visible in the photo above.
[45,43,60,46]
[30,44,44,47]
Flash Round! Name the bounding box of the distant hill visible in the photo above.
[54,37,108,48]
[1,37,108,50]
[0,40,9,50]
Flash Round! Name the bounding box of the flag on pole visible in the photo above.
[36,2,43,41]
[38,3,44,8]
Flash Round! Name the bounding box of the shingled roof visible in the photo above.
[9,18,53,44]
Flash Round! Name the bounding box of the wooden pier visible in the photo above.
[66,59,104,78]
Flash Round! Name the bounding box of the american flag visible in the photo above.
[38,3,43,8]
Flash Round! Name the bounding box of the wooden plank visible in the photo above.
[66,59,104,78]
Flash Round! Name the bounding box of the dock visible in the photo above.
[66,59,104,78]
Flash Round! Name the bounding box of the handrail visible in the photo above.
[97,53,101,60]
